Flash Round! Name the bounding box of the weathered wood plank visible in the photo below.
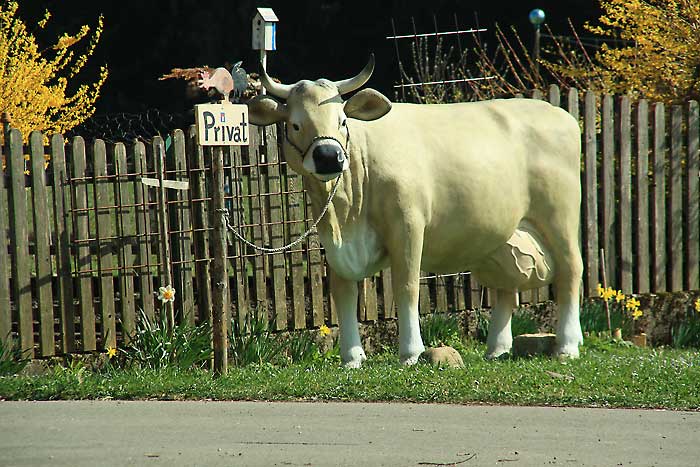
[8,130,32,354]
[364,276,378,322]
[247,128,268,323]
[669,105,683,291]
[548,84,560,107]
[686,101,700,290]
[0,135,11,344]
[210,146,229,375]
[435,274,448,312]
[284,163,307,328]
[93,139,116,349]
[131,140,155,319]
[306,223,325,327]
[71,136,96,351]
[187,126,212,325]
[651,103,667,292]
[634,100,650,294]
[29,131,54,356]
[618,96,633,293]
[601,94,616,287]
[114,143,136,341]
[380,269,395,319]
[50,134,75,353]
[419,271,431,314]
[265,127,288,331]
[169,129,195,324]
[583,91,599,296]
[228,145,249,328]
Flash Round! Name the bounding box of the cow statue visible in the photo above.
[248,55,583,367]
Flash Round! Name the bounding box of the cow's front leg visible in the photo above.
[390,232,426,365]
[330,270,366,368]
[485,288,517,359]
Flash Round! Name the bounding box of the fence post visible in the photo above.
[210,146,229,375]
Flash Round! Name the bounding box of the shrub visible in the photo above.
[420,313,462,348]
[671,298,700,349]
[0,2,107,140]
[121,310,212,370]
[229,313,285,366]
[0,335,30,376]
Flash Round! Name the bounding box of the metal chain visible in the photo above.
[218,174,342,254]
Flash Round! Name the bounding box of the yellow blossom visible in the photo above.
[0,2,107,144]
[597,283,605,298]
[319,324,331,336]
[631,309,643,320]
[615,290,625,303]
[106,347,117,359]
[625,297,641,311]
[695,298,700,313]
[602,287,616,301]
[157,285,176,304]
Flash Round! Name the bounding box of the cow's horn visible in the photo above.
[334,54,375,95]
[260,63,294,99]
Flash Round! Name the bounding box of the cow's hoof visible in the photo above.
[485,347,511,360]
[341,348,366,369]
[553,344,580,361]
[400,354,421,366]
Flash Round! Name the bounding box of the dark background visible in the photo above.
[23,0,600,115]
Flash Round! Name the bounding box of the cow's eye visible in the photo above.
[292,123,300,131]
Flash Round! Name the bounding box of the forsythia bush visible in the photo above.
[0,2,107,140]
[549,0,700,103]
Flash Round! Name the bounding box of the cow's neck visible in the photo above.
[303,147,366,245]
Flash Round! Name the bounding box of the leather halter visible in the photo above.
[284,122,351,161]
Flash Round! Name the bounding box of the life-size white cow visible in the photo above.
[248,55,583,367]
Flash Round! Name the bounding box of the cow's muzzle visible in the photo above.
[303,138,349,181]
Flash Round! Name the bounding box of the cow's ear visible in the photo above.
[247,95,289,126]
[344,89,391,121]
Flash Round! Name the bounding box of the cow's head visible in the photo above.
[248,55,391,181]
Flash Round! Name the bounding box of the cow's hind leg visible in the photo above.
[330,270,366,368]
[485,288,517,359]
[553,253,584,359]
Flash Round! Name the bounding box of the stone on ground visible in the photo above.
[419,346,465,368]
[512,333,556,357]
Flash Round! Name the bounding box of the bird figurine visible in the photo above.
[159,61,251,103]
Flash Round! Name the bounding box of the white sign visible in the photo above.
[195,103,249,146]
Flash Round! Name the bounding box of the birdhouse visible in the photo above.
[252,7,278,51]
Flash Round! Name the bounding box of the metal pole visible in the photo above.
[260,49,267,95]
[211,146,229,375]
[599,248,612,333]
[533,26,541,76]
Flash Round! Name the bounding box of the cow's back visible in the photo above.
[358,98,581,272]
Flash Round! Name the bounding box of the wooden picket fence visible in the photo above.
[0,84,698,357]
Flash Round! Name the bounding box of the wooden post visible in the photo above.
[155,139,175,331]
[599,249,611,333]
[210,146,229,375]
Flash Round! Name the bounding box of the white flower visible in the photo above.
[157,285,176,304]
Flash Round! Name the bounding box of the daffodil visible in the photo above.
[631,309,643,320]
[602,287,616,301]
[597,283,605,298]
[615,290,625,303]
[319,324,331,336]
[157,285,176,304]
[106,347,117,359]
[694,298,700,313]
[625,297,641,311]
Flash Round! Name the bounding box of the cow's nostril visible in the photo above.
[312,144,344,174]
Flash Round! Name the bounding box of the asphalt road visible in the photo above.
[1,401,698,466]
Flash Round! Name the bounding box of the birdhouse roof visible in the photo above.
[255,8,278,22]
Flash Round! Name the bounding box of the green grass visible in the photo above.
[2,339,698,410]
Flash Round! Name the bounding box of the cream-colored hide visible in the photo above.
[248,56,584,367]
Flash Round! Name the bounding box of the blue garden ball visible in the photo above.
[529,9,546,26]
